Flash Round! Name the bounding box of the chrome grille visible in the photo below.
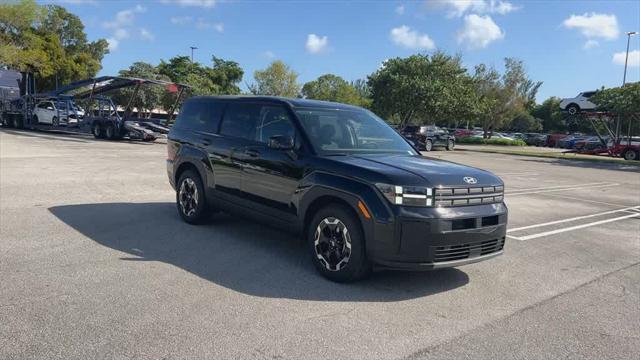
[434,185,504,207]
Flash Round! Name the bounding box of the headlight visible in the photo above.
[375,183,433,207]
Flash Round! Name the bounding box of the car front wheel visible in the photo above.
[425,139,433,152]
[307,204,371,282]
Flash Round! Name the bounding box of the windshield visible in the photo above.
[295,107,418,155]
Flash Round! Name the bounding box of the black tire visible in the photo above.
[92,122,103,139]
[176,170,209,224]
[425,139,433,152]
[52,116,59,126]
[307,204,371,282]
[567,104,580,116]
[445,139,454,151]
[104,123,115,140]
[33,115,39,124]
[3,115,13,128]
[622,149,638,161]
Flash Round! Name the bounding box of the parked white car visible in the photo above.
[559,91,598,115]
[33,100,84,126]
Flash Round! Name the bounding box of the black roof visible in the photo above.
[188,95,363,110]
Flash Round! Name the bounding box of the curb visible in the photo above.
[454,147,640,166]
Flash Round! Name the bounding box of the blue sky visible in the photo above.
[46,0,640,101]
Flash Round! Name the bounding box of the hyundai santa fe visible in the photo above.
[167,96,507,282]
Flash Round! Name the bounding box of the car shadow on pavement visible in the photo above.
[49,202,469,302]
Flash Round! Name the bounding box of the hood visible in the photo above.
[328,153,503,187]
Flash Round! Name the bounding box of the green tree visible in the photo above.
[509,112,542,132]
[114,62,170,118]
[531,97,565,132]
[367,52,477,128]
[0,0,108,91]
[301,74,367,106]
[249,60,300,97]
[473,58,541,137]
[591,82,640,114]
[157,55,243,96]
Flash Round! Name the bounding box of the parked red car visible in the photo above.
[545,133,568,147]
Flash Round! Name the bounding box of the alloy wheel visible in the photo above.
[179,178,199,217]
[314,217,352,271]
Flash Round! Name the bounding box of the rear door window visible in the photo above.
[219,103,261,140]
[174,99,223,133]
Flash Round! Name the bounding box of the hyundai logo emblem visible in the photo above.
[463,177,478,184]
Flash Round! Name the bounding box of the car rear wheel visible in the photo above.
[177,170,210,224]
[622,149,638,161]
[425,139,433,152]
[446,139,454,151]
[307,204,371,282]
[92,122,103,139]
[104,123,115,140]
[567,104,580,116]
[52,116,59,126]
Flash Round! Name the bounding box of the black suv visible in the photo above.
[400,125,455,151]
[167,96,507,282]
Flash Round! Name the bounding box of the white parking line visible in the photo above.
[507,206,640,232]
[506,182,608,193]
[545,193,630,208]
[507,213,640,241]
[508,183,618,196]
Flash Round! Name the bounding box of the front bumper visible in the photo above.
[367,203,507,270]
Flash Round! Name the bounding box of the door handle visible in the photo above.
[245,149,260,157]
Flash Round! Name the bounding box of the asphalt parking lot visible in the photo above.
[1,128,639,360]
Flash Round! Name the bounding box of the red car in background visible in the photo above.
[545,133,568,147]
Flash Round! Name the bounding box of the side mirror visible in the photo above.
[268,135,294,150]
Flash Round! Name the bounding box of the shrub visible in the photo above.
[457,137,526,146]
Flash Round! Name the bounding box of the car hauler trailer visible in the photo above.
[1,72,189,142]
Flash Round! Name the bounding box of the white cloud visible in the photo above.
[306,34,329,54]
[427,0,517,18]
[170,16,193,25]
[390,25,435,50]
[195,19,224,32]
[563,13,619,42]
[103,5,146,29]
[263,51,276,59]
[140,28,154,41]
[456,14,504,49]
[613,50,640,67]
[583,39,599,49]
[161,0,216,8]
[113,28,129,40]
[103,5,148,51]
[107,38,119,51]
[396,5,405,15]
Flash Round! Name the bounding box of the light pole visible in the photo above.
[623,31,637,86]
[190,46,198,63]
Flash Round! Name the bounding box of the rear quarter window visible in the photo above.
[174,99,223,133]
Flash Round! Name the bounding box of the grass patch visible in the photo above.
[457,137,527,146]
